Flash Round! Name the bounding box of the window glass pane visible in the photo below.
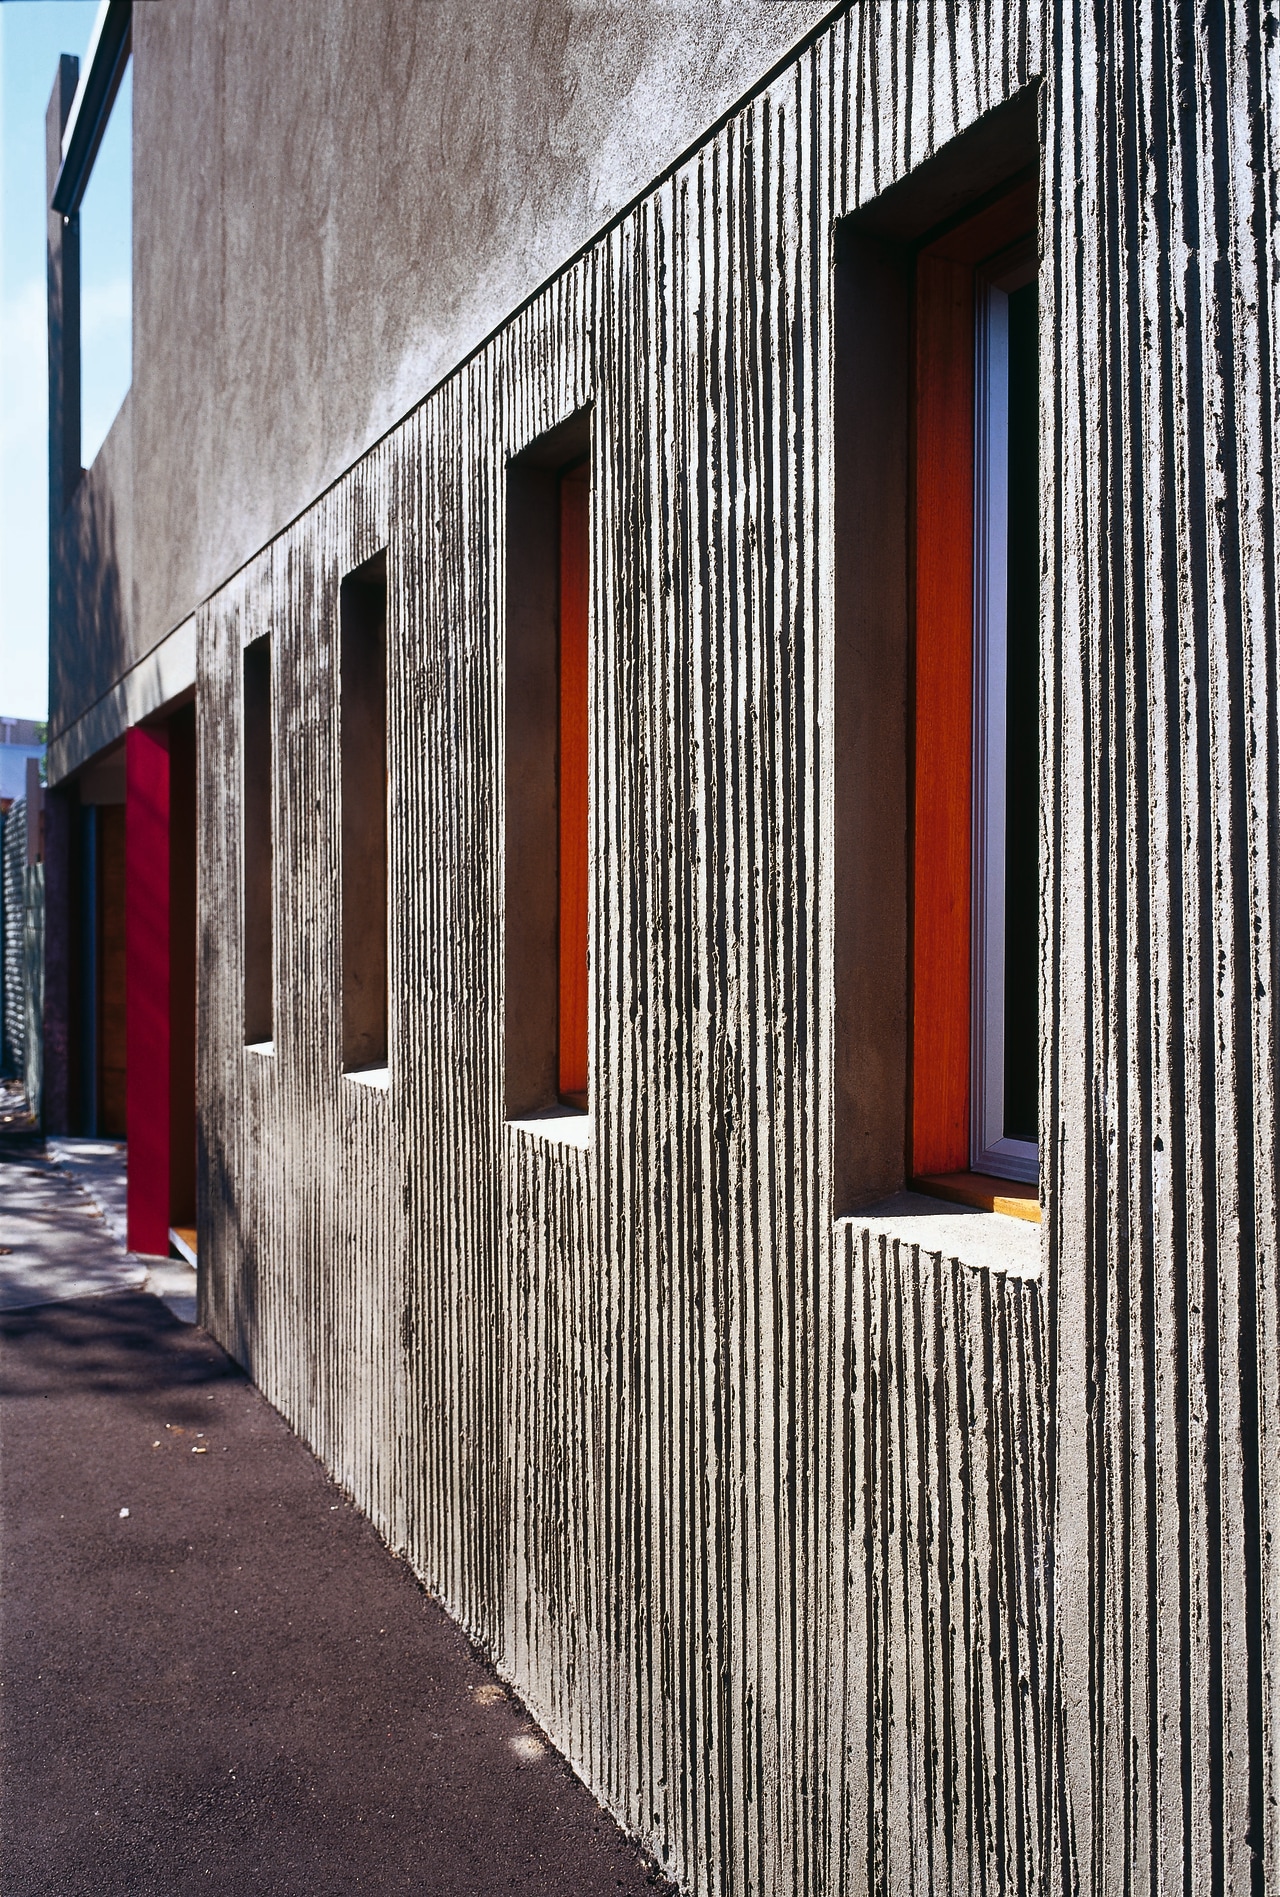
[1002,278,1039,1143]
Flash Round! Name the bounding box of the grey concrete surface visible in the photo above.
[138,1254,199,1325]
[852,1189,1043,1278]
[46,1136,128,1246]
[0,1107,198,1322]
[0,1286,674,1897]
[42,1,1280,1890]
[0,1112,145,1310]
[49,0,835,745]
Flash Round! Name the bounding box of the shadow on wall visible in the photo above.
[49,404,131,738]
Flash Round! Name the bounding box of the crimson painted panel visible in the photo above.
[126,725,172,1256]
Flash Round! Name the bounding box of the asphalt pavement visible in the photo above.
[0,1121,671,1896]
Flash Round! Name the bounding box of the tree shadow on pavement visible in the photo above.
[0,1291,243,1401]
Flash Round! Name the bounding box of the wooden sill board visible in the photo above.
[912,1171,1041,1223]
[169,1226,198,1264]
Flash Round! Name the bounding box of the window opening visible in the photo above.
[557,459,589,1109]
[340,552,388,1073]
[503,411,592,1122]
[909,185,1041,1213]
[242,635,273,1046]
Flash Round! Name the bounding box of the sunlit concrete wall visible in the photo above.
[51,0,1280,1891]
[47,0,834,748]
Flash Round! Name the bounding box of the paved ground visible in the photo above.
[0,1115,671,1896]
[0,1084,195,1320]
[44,1135,130,1247]
[0,1100,144,1310]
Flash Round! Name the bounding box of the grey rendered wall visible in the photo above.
[49,0,835,744]
[194,4,1280,1897]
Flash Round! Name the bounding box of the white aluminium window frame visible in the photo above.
[971,249,1039,1185]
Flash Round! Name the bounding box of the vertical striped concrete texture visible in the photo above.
[1047,2,1280,1895]
[195,3,1280,1893]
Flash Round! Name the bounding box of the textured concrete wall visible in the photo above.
[49,397,133,743]
[181,1,1279,1894]
[196,7,1058,1892]
[49,0,835,744]
[1048,0,1280,1890]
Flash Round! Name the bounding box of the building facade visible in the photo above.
[0,719,47,807]
[45,3,1280,1893]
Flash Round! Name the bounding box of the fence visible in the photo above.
[1,797,45,1119]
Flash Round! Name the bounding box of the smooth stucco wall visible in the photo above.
[49,0,836,744]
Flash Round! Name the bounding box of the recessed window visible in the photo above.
[911,188,1041,1212]
[504,411,592,1121]
[340,552,388,1074]
[242,635,273,1047]
[832,99,1040,1222]
[557,459,589,1110]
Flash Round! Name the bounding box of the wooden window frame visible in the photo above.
[910,181,1040,1217]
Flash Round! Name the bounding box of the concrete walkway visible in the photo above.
[45,1134,130,1247]
[0,1084,197,1322]
[0,1127,671,1895]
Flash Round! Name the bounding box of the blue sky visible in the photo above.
[1,0,131,722]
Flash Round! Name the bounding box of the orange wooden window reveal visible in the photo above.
[558,461,589,1108]
[912,248,976,1177]
[911,181,1037,1199]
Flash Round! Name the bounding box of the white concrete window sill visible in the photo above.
[345,1065,391,1091]
[245,1040,275,1057]
[507,1108,591,1151]
[840,1189,1042,1279]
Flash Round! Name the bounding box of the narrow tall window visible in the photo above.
[911,184,1041,1213]
[242,634,273,1045]
[340,551,388,1072]
[972,258,1039,1180]
[504,411,592,1120]
[557,461,589,1109]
